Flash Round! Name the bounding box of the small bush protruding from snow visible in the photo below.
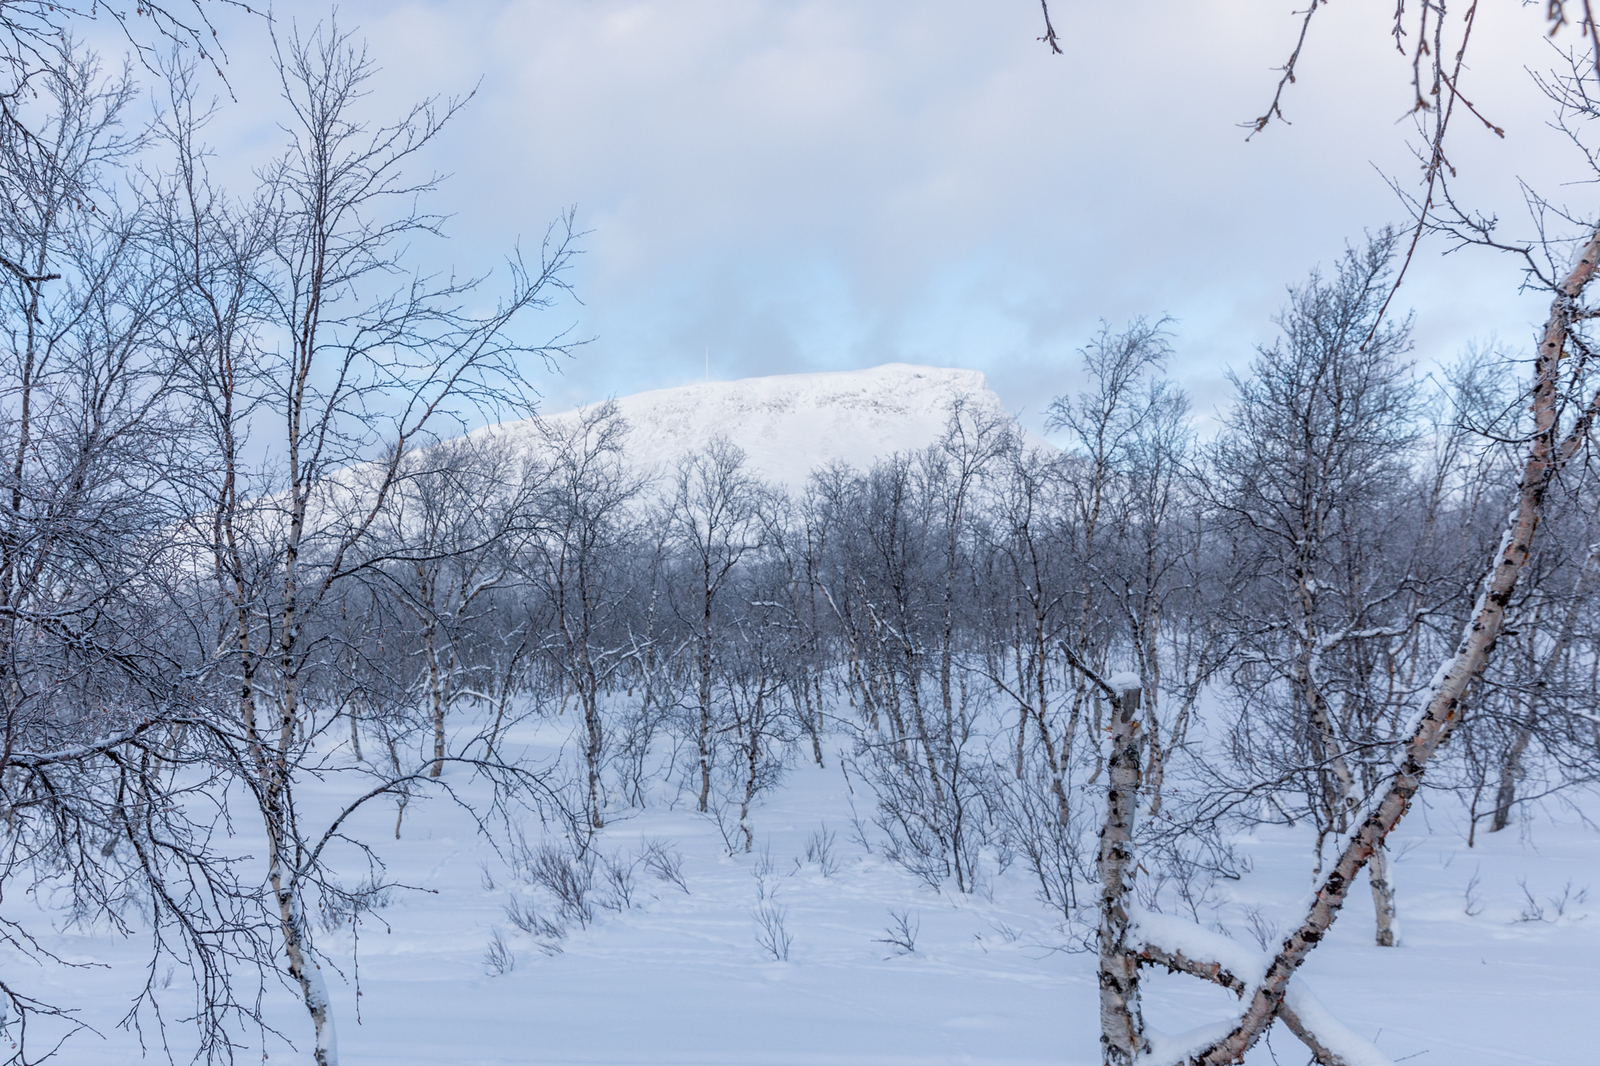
[597,852,641,911]
[874,908,919,956]
[641,837,689,894]
[804,825,841,878]
[753,902,792,961]
[515,839,595,928]
[484,928,516,976]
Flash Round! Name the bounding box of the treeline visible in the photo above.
[5,29,1600,1066]
[352,236,1598,930]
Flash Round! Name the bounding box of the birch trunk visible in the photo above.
[739,688,765,852]
[1489,707,1534,833]
[697,584,714,813]
[1013,637,1030,779]
[1097,681,1145,1066]
[1185,221,1600,1066]
[271,858,338,1066]
[424,614,445,779]
[901,642,944,801]
[583,683,605,829]
[1367,842,1397,947]
[1490,548,1596,831]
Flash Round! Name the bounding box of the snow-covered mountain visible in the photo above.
[489,363,1049,488]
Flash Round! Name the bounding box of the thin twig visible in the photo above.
[1038,1,1063,55]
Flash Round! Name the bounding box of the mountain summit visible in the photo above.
[497,363,1030,487]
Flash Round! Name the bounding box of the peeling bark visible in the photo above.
[1095,678,1145,1066]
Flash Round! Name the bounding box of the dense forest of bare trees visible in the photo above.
[5,10,1600,1066]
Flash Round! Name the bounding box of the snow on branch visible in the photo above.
[1130,910,1393,1066]
[1130,909,1267,992]
[1107,670,1143,694]
[1141,1020,1240,1066]
[1279,982,1396,1066]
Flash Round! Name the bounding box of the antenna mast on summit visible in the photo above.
[705,348,709,383]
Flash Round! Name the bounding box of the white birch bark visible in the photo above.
[1090,665,1145,1066]
[1367,842,1397,947]
[1181,221,1600,1065]
[272,862,338,1066]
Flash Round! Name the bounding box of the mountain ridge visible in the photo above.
[484,363,1052,488]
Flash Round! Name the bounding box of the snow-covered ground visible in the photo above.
[12,708,1599,1066]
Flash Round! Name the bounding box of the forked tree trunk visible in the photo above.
[739,687,767,852]
[903,644,945,803]
[805,673,826,766]
[1490,704,1534,833]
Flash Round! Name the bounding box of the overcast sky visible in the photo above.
[147,1,1592,437]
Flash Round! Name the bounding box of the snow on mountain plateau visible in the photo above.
[484,363,1052,488]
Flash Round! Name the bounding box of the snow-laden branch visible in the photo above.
[5,718,174,769]
[1131,909,1265,994]
[1131,910,1394,1066]
[1279,983,1395,1066]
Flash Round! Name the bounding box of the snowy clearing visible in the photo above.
[10,712,1597,1066]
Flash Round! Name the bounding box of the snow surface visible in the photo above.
[484,364,1052,489]
[11,716,1600,1066]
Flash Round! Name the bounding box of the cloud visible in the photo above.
[108,1,1585,428]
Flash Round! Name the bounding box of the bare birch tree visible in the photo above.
[1206,232,1427,944]
[170,23,580,1064]
[666,437,765,814]
[526,401,647,829]
[0,47,278,1061]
